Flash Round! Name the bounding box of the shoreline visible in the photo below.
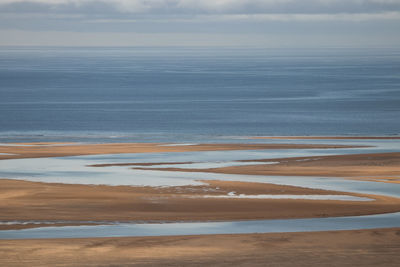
[1,139,399,265]
[0,142,362,160]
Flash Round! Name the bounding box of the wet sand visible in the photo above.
[1,179,399,230]
[1,143,400,229]
[1,228,399,266]
[140,152,400,183]
[1,141,400,265]
[0,142,363,160]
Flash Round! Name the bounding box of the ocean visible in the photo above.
[0,47,399,143]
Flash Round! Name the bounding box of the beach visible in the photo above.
[1,41,400,266]
[0,142,359,160]
[1,228,399,266]
[0,139,400,265]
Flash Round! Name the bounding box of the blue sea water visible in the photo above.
[0,47,399,143]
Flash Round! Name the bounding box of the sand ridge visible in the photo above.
[0,142,365,160]
[136,152,400,183]
[1,179,400,230]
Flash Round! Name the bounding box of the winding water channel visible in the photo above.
[0,139,399,239]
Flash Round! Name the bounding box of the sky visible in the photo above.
[0,0,399,47]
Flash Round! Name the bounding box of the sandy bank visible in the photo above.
[0,179,400,229]
[1,179,398,230]
[0,142,363,160]
[1,228,399,266]
[138,152,400,183]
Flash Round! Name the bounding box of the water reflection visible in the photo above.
[1,212,400,240]
[0,139,399,239]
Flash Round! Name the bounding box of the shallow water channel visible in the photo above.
[0,139,399,239]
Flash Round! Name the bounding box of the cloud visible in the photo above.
[1,0,400,15]
[1,0,399,47]
[2,28,399,47]
[195,11,400,22]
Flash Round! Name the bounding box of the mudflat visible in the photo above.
[1,228,399,267]
[1,142,400,229]
[0,142,363,160]
[3,179,399,230]
[1,140,399,266]
[139,152,400,183]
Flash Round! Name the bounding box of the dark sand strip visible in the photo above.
[137,152,400,183]
[1,228,399,267]
[0,142,364,160]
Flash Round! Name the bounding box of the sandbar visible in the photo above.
[139,152,400,183]
[0,142,364,160]
[1,140,400,266]
[1,179,399,230]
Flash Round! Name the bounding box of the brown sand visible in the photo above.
[0,223,99,231]
[139,152,400,183]
[0,142,363,160]
[1,179,400,230]
[1,228,399,267]
[1,142,400,265]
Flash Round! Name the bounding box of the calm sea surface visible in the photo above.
[0,47,399,142]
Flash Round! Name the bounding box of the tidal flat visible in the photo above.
[0,138,400,266]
